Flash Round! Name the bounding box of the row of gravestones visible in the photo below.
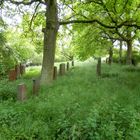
[9,64,26,81]
[17,61,74,101]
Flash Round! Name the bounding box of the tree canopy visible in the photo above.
[0,0,140,83]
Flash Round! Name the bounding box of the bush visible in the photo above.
[0,58,15,77]
[29,53,42,66]
[113,51,140,65]
[0,81,16,101]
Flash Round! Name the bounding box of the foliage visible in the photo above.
[6,29,35,62]
[70,0,140,61]
[22,12,45,54]
[23,66,41,79]
[0,78,32,101]
[0,28,37,76]
[0,63,140,139]
[113,49,140,65]
[72,25,112,60]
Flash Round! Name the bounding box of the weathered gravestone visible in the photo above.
[20,64,26,75]
[33,78,40,95]
[17,83,27,101]
[96,57,101,76]
[9,69,16,81]
[66,62,70,71]
[59,63,65,76]
[15,65,20,79]
[53,66,57,80]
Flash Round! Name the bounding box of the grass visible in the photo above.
[0,62,140,139]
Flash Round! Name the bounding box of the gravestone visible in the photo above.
[66,62,69,71]
[53,66,57,80]
[59,63,65,76]
[17,83,27,101]
[20,64,26,75]
[33,78,40,95]
[15,65,20,79]
[72,60,74,66]
[9,69,16,81]
[96,57,101,76]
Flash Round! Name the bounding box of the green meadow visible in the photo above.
[0,62,140,139]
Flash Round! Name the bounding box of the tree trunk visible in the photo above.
[126,40,132,65]
[40,0,59,85]
[119,40,122,64]
[108,46,113,65]
[126,29,132,65]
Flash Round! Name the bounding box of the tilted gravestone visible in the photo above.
[17,83,27,101]
[96,57,101,76]
[33,78,40,95]
[9,69,16,81]
[20,64,26,75]
[15,65,20,79]
[66,62,70,71]
[53,66,57,80]
[59,63,65,76]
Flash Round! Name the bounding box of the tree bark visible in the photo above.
[108,46,113,65]
[119,40,122,64]
[126,39,132,65]
[40,0,59,85]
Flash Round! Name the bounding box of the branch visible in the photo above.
[102,32,123,41]
[59,19,116,28]
[8,0,37,5]
[59,19,140,29]
[7,0,45,5]
[115,28,128,41]
[29,2,41,30]
[100,0,117,24]
[61,51,73,60]
[87,0,117,24]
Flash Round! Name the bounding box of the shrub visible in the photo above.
[0,81,16,101]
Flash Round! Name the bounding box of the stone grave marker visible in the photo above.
[15,65,20,79]
[33,78,40,95]
[9,69,16,81]
[66,62,69,71]
[96,57,101,76]
[17,83,27,101]
[59,63,65,76]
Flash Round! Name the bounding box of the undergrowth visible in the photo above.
[0,62,140,139]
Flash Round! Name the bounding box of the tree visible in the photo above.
[2,0,140,85]
[67,0,140,65]
[2,0,58,85]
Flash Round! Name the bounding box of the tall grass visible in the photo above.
[0,62,140,139]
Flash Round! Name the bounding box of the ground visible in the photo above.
[0,61,140,139]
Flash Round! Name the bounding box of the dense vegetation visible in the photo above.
[0,62,140,139]
[0,0,140,139]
